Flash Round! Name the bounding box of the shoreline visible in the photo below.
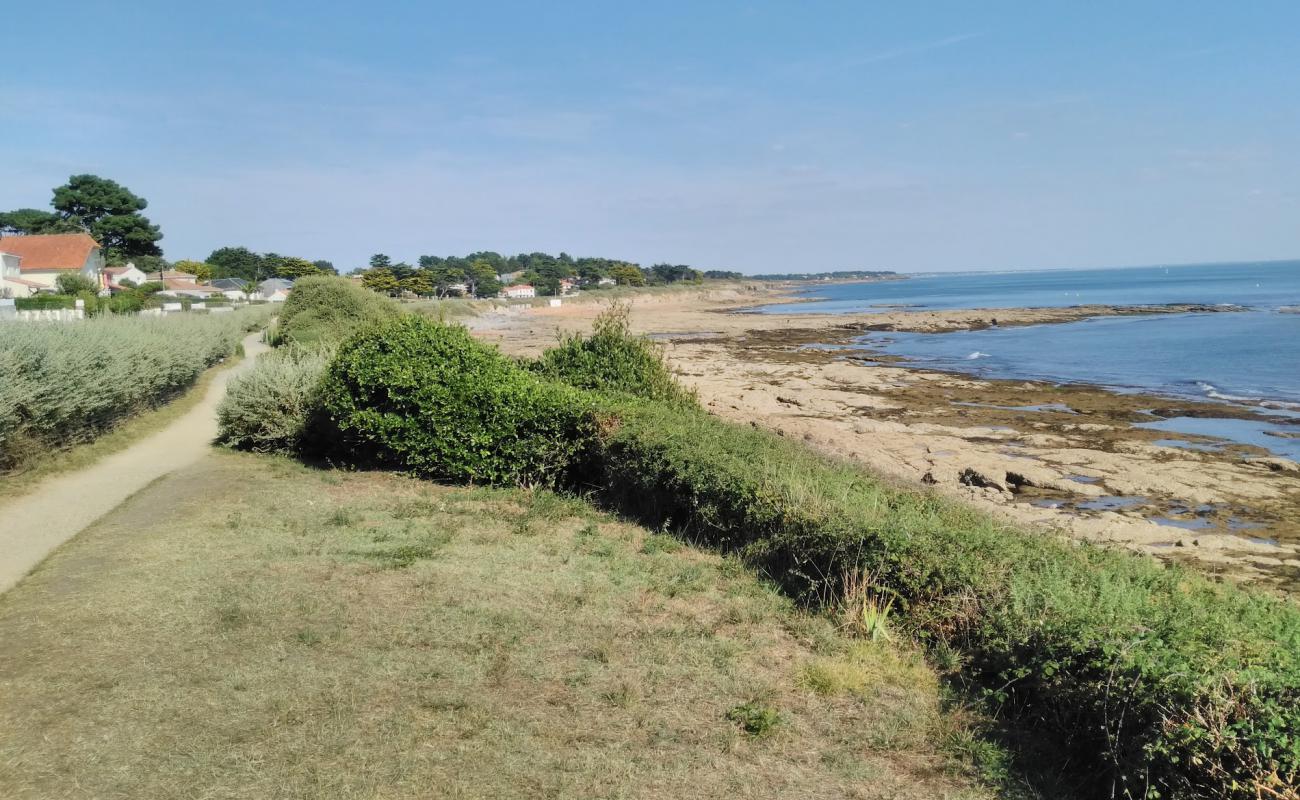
[468,284,1300,593]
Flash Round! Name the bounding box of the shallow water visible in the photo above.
[776,261,1300,458]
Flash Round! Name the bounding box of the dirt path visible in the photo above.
[0,330,268,594]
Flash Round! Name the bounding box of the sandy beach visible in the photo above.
[471,283,1300,593]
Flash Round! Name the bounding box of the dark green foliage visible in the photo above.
[533,305,694,405]
[207,246,263,281]
[587,401,1300,798]
[50,174,163,259]
[0,208,81,235]
[317,316,597,487]
[727,702,782,736]
[55,272,99,295]
[15,294,75,310]
[274,276,401,346]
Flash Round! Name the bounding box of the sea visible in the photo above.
[759,261,1300,460]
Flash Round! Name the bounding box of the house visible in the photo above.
[596,276,617,287]
[0,233,104,292]
[158,280,220,299]
[103,263,148,290]
[145,269,199,283]
[559,278,579,296]
[257,278,294,302]
[0,251,45,298]
[445,282,469,296]
[210,277,251,301]
[500,283,536,299]
[497,270,525,284]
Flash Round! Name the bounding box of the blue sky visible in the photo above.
[4,1,1299,273]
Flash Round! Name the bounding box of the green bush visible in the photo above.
[15,294,75,311]
[217,345,333,453]
[274,276,401,346]
[533,304,693,405]
[0,307,271,470]
[55,272,99,295]
[587,401,1300,798]
[317,316,596,486]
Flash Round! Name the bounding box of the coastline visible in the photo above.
[469,283,1300,593]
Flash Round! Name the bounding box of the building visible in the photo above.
[257,278,294,302]
[0,233,104,292]
[500,283,536,299]
[0,251,45,298]
[210,277,251,301]
[103,263,149,290]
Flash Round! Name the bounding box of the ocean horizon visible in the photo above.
[762,261,1300,459]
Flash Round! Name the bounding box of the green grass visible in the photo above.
[0,451,993,800]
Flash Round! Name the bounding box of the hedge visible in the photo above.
[217,344,334,453]
[531,305,695,405]
[316,316,596,487]
[272,275,401,346]
[586,400,1300,798]
[0,306,273,470]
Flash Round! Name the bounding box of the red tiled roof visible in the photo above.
[0,233,100,272]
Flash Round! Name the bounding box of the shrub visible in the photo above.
[0,308,271,470]
[15,294,75,311]
[217,345,333,453]
[317,316,596,487]
[274,275,401,346]
[588,401,1300,798]
[533,304,693,405]
[55,273,99,295]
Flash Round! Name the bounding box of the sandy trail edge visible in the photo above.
[0,330,269,595]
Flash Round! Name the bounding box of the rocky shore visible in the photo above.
[472,284,1300,593]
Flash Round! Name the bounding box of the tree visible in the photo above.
[0,208,80,236]
[172,259,213,281]
[275,257,321,279]
[51,175,163,260]
[131,255,170,276]
[369,254,392,269]
[56,273,99,295]
[312,260,337,275]
[261,252,286,278]
[207,246,263,281]
[361,268,399,295]
[467,259,501,298]
[609,264,645,286]
[401,271,434,296]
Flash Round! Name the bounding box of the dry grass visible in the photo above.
[0,451,991,799]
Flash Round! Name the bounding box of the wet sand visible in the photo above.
[470,284,1300,593]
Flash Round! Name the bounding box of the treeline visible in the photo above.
[205,247,337,282]
[749,269,896,281]
[358,251,742,298]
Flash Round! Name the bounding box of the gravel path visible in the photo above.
[0,331,268,594]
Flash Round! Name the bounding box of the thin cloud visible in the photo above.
[842,32,985,68]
